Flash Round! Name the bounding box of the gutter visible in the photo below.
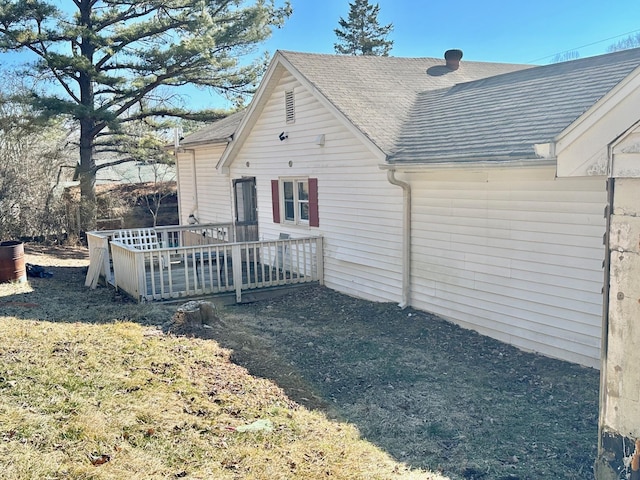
[381,154,559,311]
[380,158,556,172]
[386,169,411,308]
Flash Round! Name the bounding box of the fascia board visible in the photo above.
[555,65,640,153]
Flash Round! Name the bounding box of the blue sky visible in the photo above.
[2,0,639,110]
[192,0,640,109]
[264,0,640,63]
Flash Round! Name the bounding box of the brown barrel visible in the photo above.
[0,241,27,283]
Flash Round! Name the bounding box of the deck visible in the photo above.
[87,224,323,303]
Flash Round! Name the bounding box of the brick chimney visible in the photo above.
[445,49,463,70]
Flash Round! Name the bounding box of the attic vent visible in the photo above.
[285,90,295,124]
[445,49,463,70]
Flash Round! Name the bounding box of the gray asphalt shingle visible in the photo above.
[189,48,640,165]
[280,49,640,163]
[180,110,245,147]
[279,51,530,155]
[388,47,640,163]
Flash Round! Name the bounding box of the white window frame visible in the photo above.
[281,178,309,225]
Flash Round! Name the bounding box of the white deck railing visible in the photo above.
[87,223,235,284]
[87,224,323,303]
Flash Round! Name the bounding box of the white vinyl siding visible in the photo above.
[408,168,606,368]
[225,68,608,368]
[176,150,195,224]
[194,146,232,224]
[176,145,232,225]
[229,71,403,303]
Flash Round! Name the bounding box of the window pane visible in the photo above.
[283,181,295,221]
[283,181,294,200]
[298,181,308,201]
[285,200,295,221]
[235,187,245,222]
[243,181,257,223]
[299,202,309,221]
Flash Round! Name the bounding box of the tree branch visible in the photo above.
[94,156,137,171]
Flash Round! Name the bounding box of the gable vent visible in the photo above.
[285,90,295,124]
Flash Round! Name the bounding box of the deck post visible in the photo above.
[101,235,112,283]
[135,251,146,301]
[316,236,324,285]
[232,243,243,302]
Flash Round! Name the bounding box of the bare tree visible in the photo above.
[138,163,176,228]
[0,76,73,241]
[551,50,580,63]
[607,33,640,52]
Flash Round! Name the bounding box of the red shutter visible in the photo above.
[309,178,319,227]
[271,180,280,223]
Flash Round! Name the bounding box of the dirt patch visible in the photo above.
[0,244,175,326]
[1,247,600,479]
[210,286,599,480]
[24,244,90,265]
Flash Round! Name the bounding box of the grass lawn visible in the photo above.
[0,246,439,479]
[0,245,600,479]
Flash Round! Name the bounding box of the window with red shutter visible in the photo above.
[272,177,319,227]
[271,180,280,223]
[309,178,319,227]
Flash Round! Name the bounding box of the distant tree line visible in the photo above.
[552,31,640,63]
[608,32,640,52]
[0,78,74,242]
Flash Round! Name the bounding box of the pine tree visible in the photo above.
[0,0,291,231]
[334,0,393,56]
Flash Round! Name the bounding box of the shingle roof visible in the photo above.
[197,49,640,165]
[279,51,530,155]
[180,110,245,147]
[388,48,640,164]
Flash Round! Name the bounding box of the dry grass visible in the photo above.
[0,246,441,479]
[0,245,600,479]
[217,288,600,480]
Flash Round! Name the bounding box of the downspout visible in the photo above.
[386,168,411,308]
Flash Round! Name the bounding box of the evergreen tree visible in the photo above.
[0,0,291,231]
[334,0,393,56]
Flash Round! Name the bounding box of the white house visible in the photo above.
[175,111,245,227]
[175,48,640,370]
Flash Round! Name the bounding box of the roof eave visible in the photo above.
[381,156,556,171]
[178,138,230,149]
